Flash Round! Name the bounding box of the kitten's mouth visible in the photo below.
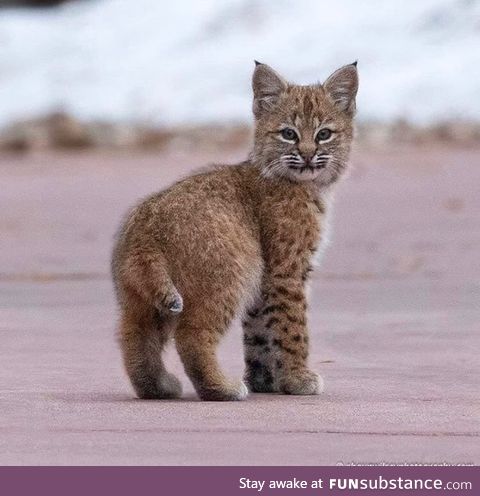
[288,164,326,173]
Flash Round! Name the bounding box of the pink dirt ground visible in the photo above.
[0,144,479,465]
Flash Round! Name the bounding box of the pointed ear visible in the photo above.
[323,62,359,115]
[252,61,288,118]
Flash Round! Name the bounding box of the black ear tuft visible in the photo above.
[352,60,358,67]
[254,60,262,67]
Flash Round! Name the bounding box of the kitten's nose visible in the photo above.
[302,152,315,165]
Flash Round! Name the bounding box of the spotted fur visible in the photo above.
[112,61,358,400]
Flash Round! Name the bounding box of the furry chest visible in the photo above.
[295,198,330,268]
[269,200,325,267]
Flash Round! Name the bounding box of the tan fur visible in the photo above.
[112,61,358,400]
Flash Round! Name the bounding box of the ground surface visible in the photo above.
[0,144,479,465]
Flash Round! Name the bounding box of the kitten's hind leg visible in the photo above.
[120,303,182,400]
[175,309,248,401]
[243,301,279,393]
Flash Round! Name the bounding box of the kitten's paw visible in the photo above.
[198,380,249,401]
[280,370,323,395]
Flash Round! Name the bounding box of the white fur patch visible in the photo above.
[312,204,332,268]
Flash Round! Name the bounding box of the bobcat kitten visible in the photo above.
[112,61,358,401]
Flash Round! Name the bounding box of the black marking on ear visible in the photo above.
[352,60,358,67]
[254,60,262,66]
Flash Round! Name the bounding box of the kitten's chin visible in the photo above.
[287,167,324,183]
[288,167,339,189]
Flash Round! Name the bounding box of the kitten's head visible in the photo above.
[251,61,358,187]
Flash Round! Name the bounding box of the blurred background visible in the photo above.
[1,0,479,465]
[1,0,480,149]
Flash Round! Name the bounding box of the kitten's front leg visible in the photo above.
[263,276,323,395]
[243,299,279,393]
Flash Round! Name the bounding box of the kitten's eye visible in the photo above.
[281,128,298,141]
[316,128,332,142]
